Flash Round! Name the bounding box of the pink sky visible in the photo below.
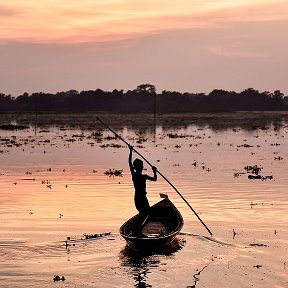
[1,0,288,96]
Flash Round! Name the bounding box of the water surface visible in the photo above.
[0,113,287,287]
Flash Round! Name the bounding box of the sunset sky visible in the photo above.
[1,0,288,96]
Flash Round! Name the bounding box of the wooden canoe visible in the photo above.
[119,198,184,251]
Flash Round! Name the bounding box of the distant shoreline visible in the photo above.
[1,86,287,113]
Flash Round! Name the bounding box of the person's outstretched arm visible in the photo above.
[128,145,134,173]
[147,166,157,181]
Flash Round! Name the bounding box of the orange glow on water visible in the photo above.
[1,115,288,287]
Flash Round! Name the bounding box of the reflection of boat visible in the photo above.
[120,198,184,251]
[120,234,183,288]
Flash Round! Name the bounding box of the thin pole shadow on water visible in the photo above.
[119,238,184,288]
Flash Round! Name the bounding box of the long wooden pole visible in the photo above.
[97,117,213,236]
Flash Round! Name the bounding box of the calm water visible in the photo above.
[0,113,287,287]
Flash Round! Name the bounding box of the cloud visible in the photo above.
[0,5,18,16]
[211,1,288,24]
[1,0,288,44]
[206,44,267,58]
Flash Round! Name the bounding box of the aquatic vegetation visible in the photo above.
[0,124,29,130]
[104,135,117,141]
[90,131,104,143]
[53,275,65,281]
[39,129,50,133]
[237,144,254,148]
[192,161,198,167]
[100,143,123,148]
[244,165,262,175]
[72,134,85,138]
[234,165,273,180]
[248,175,273,180]
[104,169,123,177]
[91,131,103,138]
[274,156,283,160]
[83,232,111,239]
[167,133,193,139]
[0,137,23,148]
[249,243,268,247]
[234,172,245,177]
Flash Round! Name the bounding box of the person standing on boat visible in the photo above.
[128,145,157,216]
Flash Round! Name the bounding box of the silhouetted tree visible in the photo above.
[134,84,156,94]
[0,85,287,113]
[0,93,13,110]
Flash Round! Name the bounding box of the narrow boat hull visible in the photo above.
[120,198,184,251]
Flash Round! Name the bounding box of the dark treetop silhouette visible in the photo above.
[1,85,288,113]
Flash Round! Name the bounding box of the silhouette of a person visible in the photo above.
[128,145,157,218]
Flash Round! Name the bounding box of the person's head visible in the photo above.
[133,158,143,173]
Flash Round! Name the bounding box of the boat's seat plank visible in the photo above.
[141,221,167,236]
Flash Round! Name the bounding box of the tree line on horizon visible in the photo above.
[0,84,287,113]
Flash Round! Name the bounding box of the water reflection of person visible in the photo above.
[120,243,182,288]
[120,247,157,288]
[128,145,157,225]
